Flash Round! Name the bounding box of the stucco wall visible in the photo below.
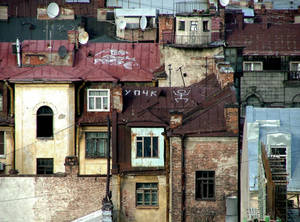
[159,46,223,87]
[14,83,75,174]
[0,127,14,174]
[0,172,107,221]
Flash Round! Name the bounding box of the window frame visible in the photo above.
[37,158,53,174]
[136,136,159,158]
[243,61,263,71]
[195,170,215,201]
[87,89,110,112]
[202,20,209,32]
[290,61,300,71]
[85,132,108,158]
[36,106,53,139]
[0,131,5,158]
[190,21,198,31]
[178,20,185,31]
[136,182,159,207]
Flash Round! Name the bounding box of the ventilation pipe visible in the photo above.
[16,38,21,68]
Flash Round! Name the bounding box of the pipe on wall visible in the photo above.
[77,81,86,116]
[4,81,14,117]
[181,134,186,222]
[163,133,170,222]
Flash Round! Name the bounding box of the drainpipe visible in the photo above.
[181,134,186,222]
[16,38,21,68]
[77,81,86,116]
[4,81,14,117]
[163,133,170,222]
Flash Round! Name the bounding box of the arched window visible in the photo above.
[37,106,53,138]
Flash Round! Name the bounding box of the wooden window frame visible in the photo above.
[37,158,53,174]
[136,136,159,158]
[243,61,263,71]
[85,132,108,158]
[136,183,158,207]
[87,89,110,112]
[178,21,185,31]
[195,170,215,201]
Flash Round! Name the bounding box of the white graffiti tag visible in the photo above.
[173,89,190,103]
[94,49,139,70]
[124,90,157,97]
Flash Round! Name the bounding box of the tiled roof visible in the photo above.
[227,23,300,56]
[0,41,161,82]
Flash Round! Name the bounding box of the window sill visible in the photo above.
[87,109,110,112]
[195,198,216,202]
[136,205,159,209]
[37,137,54,140]
[0,155,6,159]
[85,157,108,159]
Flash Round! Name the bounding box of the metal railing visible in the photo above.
[176,1,208,14]
[162,33,210,46]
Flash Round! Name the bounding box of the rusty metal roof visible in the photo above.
[0,41,161,82]
[120,74,237,137]
[227,23,300,56]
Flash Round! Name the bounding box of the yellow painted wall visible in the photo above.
[15,83,75,174]
[0,127,14,174]
[78,126,110,175]
[115,175,167,222]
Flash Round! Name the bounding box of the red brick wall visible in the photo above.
[158,15,175,44]
[170,137,238,222]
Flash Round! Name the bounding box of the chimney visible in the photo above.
[236,12,244,30]
[112,87,123,113]
[16,38,22,67]
[169,111,183,129]
[224,104,239,134]
[64,156,79,176]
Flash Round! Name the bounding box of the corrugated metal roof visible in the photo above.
[227,23,300,56]
[21,40,74,53]
[115,8,156,17]
[0,41,161,82]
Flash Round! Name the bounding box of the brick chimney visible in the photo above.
[65,156,79,176]
[224,104,239,134]
[112,87,123,113]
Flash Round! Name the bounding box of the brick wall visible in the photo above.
[158,15,175,43]
[170,137,238,222]
[0,164,108,221]
[224,105,239,134]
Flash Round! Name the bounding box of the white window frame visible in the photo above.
[243,61,263,71]
[87,89,110,112]
[190,21,198,31]
[290,61,300,71]
[0,131,6,158]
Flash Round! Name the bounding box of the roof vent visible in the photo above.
[58,45,68,58]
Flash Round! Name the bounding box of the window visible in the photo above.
[88,89,110,112]
[243,62,263,71]
[0,131,4,157]
[37,158,53,174]
[290,62,300,71]
[203,21,209,32]
[85,132,108,158]
[178,21,185,31]
[37,106,53,138]
[196,171,215,200]
[190,21,198,31]
[136,136,158,158]
[136,183,158,207]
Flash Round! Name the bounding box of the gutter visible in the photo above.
[163,133,170,222]
[4,81,14,117]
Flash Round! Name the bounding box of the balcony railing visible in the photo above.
[288,71,300,80]
[176,1,208,14]
[162,33,210,46]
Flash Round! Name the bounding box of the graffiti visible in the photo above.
[124,89,157,97]
[94,49,139,70]
[173,89,190,103]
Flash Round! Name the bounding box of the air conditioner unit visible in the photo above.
[0,162,5,171]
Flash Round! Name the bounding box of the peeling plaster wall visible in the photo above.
[0,127,15,174]
[14,84,75,174]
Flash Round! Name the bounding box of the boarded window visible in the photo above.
[196,171,215,200]
[0,131,4,156]
[136,183,158,206]
[37,106,53,138]
[37,158,53,174]
[178,21,185,31]
[86,132,108,158]
[136,136,158,158]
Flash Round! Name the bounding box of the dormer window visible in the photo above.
[87,89,110,112]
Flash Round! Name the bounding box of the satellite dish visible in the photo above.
[47,2,60,18]
[79,31,89,45]
[58,46,68,59]
[219,0,229,7]
[140,16,147,30]
[118,20,126,30]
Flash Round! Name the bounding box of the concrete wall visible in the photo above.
[79,126,110,175]
[170,136,238,222]
[0,168,107,221]
[159,46,223,87]
[0,127,14,174]
[112,174,167,222]
[15,83,75,174]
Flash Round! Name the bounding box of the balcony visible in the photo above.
[176,1,208,15]
[162,32,211,48]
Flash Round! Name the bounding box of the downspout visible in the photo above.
[106,115,111,198]
[163,133,170,222]
[77,81,86,116]
[181,134,186,222]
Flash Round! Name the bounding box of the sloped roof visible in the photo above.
[227,23,300,56]
[0,41,161,82]
[119,74,237,137]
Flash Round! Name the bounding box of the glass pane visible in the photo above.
[136,137,142,141]
[152,190,157,205]
[153,137,158,157]
[203,184,207,198]
[203,171,208,178]
[89,97,94,110]
[144,137,151,157]
[253,63,261,71]
[89,91,101,96]
[291,63,299,71]
[136,183,143,189]
[99,91,108,96]
[151,183,158,188]
[137,141,143,157]
[0,131,4,155]
[103,97,108,109]
[137,193,143,205]
[143,183,151,188]
[208,184,214,198]
[209,171,214,177]
[96,97,102,109]
[244,63,251,71]
[144,191,150,205]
